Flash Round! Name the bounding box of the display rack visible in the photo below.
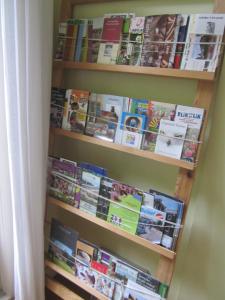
[45,0,225,299]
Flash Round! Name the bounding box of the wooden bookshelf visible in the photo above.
[48,196,176,260]
[46,277,85,300]
[45,260,108,300]
[52,128,196,170]
[53,61,216,81]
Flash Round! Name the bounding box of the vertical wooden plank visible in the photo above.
[213,0,225,12]
[156,257,174,284]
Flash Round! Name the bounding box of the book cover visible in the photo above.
[93,111,118,142]
[96,177,113,220]
[48,218,79,274]
[76,239,99,266]
[91,260,109,274]
[181,14,225,72]
[87,17,104,63]
[115,260,139,283]
[78,162,108,177]
[136,206,166,244]
[97,248,119,277]
[142,101,176,152]
[80,19,89,62]
[97,43,120,64]
[95,275,116,299]
[129,17,145,66]
[52,157,77,178]
[140,15,168,67]
[55,22,67,60]
[129,98,149,117]
[160,15,181,68]
[74,20,86,62]
[75,260,98,288]
[136,272,160,294]
[79,169,101,216]
[154,119,187,159]
[62,89,89,133]
[50,88,66,128]
[121,112,146,149]
[174,15,190,69]
[175,105,204,162]
[124,280,161,300]
[150,189,184,250]
[64,19,80,61]
[116,17,132,65]
[107,181,143,234]
[85,93,126,142]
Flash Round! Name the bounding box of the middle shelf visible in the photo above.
[52,128,196,170]
[48,196,176,260]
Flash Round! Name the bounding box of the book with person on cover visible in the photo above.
[48,218,79,274]
[96,177,113,220]
[142,101,176,152]
[87,17,104,63]
[124,280,161,300]
[62,89,89,134]
[107,181,143,234]
[175,105,204,162]
[181,14,225,72]
[50,88,66,128]
[76,239,99,266]
[154,119,187,159]
[140,15,168,67]
[129,17,145,66]
[97,17,123,64]
[136,206,166,244]
[120,112,146,149]
[173,15,190,69]
[149,189,184,250]
[85,93,129,143]
[79,169,101,216]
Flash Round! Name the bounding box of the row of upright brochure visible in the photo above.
[51,87,204,163]
[55,12,225,72]
[48,218,168,300]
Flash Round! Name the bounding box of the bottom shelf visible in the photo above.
[45,259,108,300]
[46,276,84,300]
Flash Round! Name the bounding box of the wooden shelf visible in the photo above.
[46,276,85,300]
[53,60,215,81]
[45,260,108,300]
[48,196,176,260]
[52,128,195,170]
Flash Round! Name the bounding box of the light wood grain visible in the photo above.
[45,260,108,300]
[46,277,84,300]
[48,197,176,260]
[53,61,215,81]
[214,0,225,12]
[53,128,195,170]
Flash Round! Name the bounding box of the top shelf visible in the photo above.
[53,61,216,81]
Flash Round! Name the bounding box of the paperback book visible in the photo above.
[142,101,176,152]
[129,17,145,66]
[76,239,99,266]
[124,280,161,300]
[96,177,113,220]
[75,20,88,62]
[136,206,166,244]
[52,157,77,178]
[154,119,187,160]
[62,89,89,133]
[181,14,225,71]
[136,272,160,294]
[63,19,80,61]
[121,112,146,149]
[55,22,67,60]
[87,17,104,63]
[75,260,98,288]
[107,181,143,234]
[48,218,79,273]
[50,87,66,128]
[175,105,204,162]
[96,275,116,299]
[116,17,132,65]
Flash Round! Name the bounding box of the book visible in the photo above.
[136,272,160,294]
[85,93,128,143]
[107,181,143,234]
[116,17,132,65]
[87,17,104,63]
[79,169,101,216]
[136,206,166,244]
[140,15,168,67]
[129,17,145,66]
[124,280,161,300]
[129,98,149,119]
[97,17,123,64]
[75,20,87,62]
[175,105,204,162]
[142,101,176,152]
[48,218,79,273]
[121,112,146,149]
[181,14,225,72]
[80,19,89,62]
[154,119,187,159]
[78,162,108,177]
[52,157,77,178]
[91,260,109,274]
[174,15,190,69]
[76,239,99,266]
[97,248,119,277]
[62,89,89,133]
[96,177,113,220]
[64,19,80,61]
[50,88,66,128]
[55,22,67,60]
[160,15,181,68]
[75,260,98,287]
[95,274,116,299]
[115,260,139,283]
[149,189,184,250]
